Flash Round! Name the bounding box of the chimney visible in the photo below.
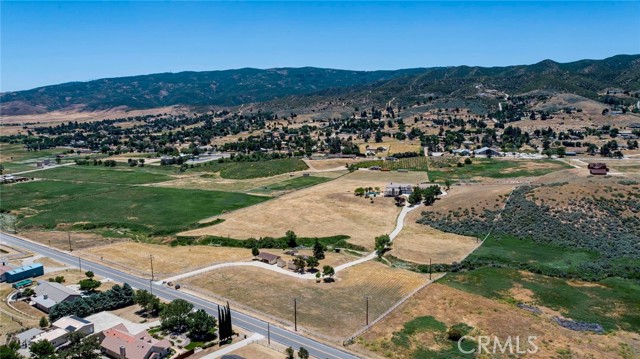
[119,346,126,359]
[43,294,48,300]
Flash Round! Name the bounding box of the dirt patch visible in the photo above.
[20,230,126,251]
[78,242,252,278]
[181,171,429,250]
[391,209,479,265]
[353,283,640,359]
[111,304,159,323]
[425,183,514,217]
[184,261,427,340]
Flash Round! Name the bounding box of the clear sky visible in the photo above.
[1,1,639,91]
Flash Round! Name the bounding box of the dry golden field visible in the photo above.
[180,170,429,250]
[185,261,427,339]
[353,283,640,359]
[78,242,252,277]
[391,209,479,265]
[20,230,125,251]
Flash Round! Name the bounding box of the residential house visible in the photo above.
[33,280,81,313]
[31,328,69,348]
[384,183,413,197]
[52,315,94,336]
[588,163,609,176]
[14,328,44,347]
[99,323,171,359]
[474,147,502,157]
[256,252,281,265]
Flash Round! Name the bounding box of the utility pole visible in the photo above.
[149,255,154,281]
[267,322,271,345]
[78,256,82,273]
[68,232,72,252]
[150,279,153,295]
[293,298,297,332]
[364,296,370,326]
[429,258,432,281]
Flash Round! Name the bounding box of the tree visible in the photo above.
[322,265,335,281]
[407,188,422,205]
[444,179,452,191]
[354,187,365,196]
[187,309,216,341]
[39,316,49,328]
[161,299,194,333]
[298,347,310,359]
[464,158,472,165]
[134,290,162,315]
[293,257,306,274]
[57,332,101,359]
[285,347,295,359]
[0,341,23,359]
[285,230,298,248]
[312,239,325,260]
[375,234,391,258]
[555,146,566,158]
[85,271,95,279]
[79,278,101,292]
[30,340,56,359]
[422,185,441,206]
[0,164,4,175]
[306,256,319,271]
[251,246,260,257]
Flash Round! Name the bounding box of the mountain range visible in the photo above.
[1,54,639,116]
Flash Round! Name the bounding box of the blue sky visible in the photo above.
[1,1,639,91]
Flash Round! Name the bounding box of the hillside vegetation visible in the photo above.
[2,55,638,115]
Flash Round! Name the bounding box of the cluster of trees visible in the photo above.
[78,271,101,292]
[408,185,442,206]
[285,346,310,359]
[75,159,117,167]
[160,299,216,340]
[49,283,134,321]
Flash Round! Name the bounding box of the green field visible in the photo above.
[201,158,309,179]
[252,175,330,192]
[468,235,602,276]
[427,159,572,182]
[441,267,640,333]
[0,180,268,235]
[32,165,175,184]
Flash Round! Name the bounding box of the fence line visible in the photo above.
[343,274,444,346]
[180,284,345,344]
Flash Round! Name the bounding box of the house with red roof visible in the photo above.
[98,324,171,359]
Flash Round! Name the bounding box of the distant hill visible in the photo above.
[2,55,638,115]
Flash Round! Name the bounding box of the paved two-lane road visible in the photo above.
[0,232,361,359]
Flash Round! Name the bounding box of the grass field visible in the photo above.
[252,175,330,192]
[201,158,309,179]
[32,165,174,184]
[391,209,479,265]
[185,261,426,339]
[181,171,429,249]
[427,158,572,182]
[441,268,640,333]
[0,180,268,235]
[468,235,602,275]
[353,283,639,359]
[78,242,252,277]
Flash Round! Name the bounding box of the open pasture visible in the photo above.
[391,208,479,265]
[184,261,427,339]
[180,170,429,250]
